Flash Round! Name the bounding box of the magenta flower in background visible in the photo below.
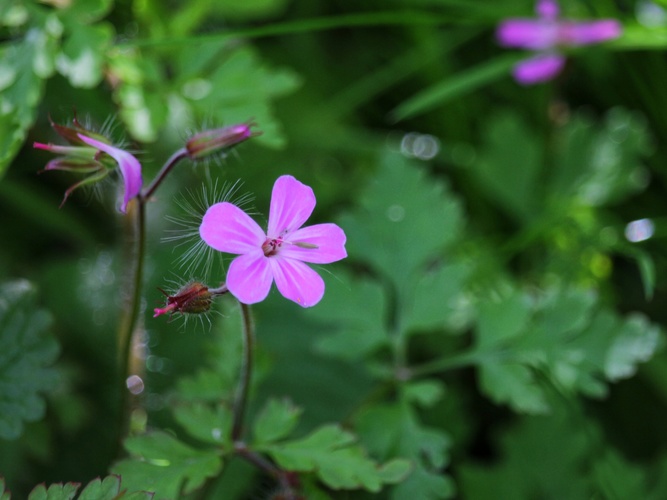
[496,0,622,84]
[200,175,347,307]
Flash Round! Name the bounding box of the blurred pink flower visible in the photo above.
[497,0,622,84]
[200,175,347,307]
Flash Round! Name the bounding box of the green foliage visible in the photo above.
[474,287,661,413]
[2,0,667,498]
[0,280,59,440]
[0,0,114,178]
[260,424,410,492]
[25,475,151,500]
[111,432,222,498]
[252,397,302,444]
[356,401,454,499]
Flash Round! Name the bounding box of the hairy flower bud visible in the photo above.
[185,122,258,160]
[153,282,214,318]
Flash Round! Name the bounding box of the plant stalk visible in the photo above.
[232,301,254,441]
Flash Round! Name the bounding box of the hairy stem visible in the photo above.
[141,148,189,201]
[116,199,146,452]
[232,301,254,441]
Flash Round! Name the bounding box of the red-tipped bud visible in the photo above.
[185,122,259,160]
[154,282,213,318]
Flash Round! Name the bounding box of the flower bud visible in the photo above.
[153,281,213,318]
[185,122,258,160]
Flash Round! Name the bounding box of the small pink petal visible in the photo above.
[271,258,325,307]
[496,19,559,50]
[536,0,559,20]
[226,252,273,304]
[77,134,142,213]
[200,202,266,254]
[267,175,316,238]
[559,20,622,46]
[281,223,347,264]
[512,53,566,85]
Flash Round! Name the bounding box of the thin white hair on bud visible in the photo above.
[163,179,256,279]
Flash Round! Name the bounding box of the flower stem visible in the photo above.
[116,198,146,452]
[234,442,298,498]
[408,348,512,378]
[232,301,254,441]
[141,148,189,201]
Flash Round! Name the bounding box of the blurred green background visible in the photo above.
[2,0,667,498]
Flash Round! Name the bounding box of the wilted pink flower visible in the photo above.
[200,175,347,307]
[497,0,622,84]
[77,134,142,213]
[34,116,142,213]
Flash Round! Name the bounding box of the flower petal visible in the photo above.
[512,53,566,85]
[271,258,325,308]
[281,223,347,264]
[267,175,316,238]
[226,252,273,304]
[200,202,266,255]
[496,19,558,50]
[536,0,559,20]
[559,20,622,46]
[77,134,143,213]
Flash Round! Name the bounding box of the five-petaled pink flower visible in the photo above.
[496,0,622,85]
[200,175,347,307]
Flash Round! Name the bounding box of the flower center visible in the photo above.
[262,236,285,256]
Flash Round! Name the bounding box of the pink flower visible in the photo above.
[34,115,143,213]
[77,134,143,213]
[199,175,347,307]
[497,0,622,84]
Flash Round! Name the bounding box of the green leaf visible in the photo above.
[459,410,594,499]
[390,54,521,122]
[0,280,60,440]
[63,0,114,23]
[252,398,303,445]
[469,111,542,223]
[24,476,152,500]
[185,45,301,148]
[479,362,549,414]
[476,287,532,349]
[111,432,222,498]
[551,108,651,206]
[0,14,61,179]
[107,48,167,142]
[355,402,453,498]
[340,152,463,292]
[28,483,79,500]
[473,285,662,413]
[401,258,472,335]
[307,271,389,361]
[56,23,114,88]
[79,475,152,500]
[594,449,648,499]
[173,402,233,446]
[1,477,11,500]
[401,379,445,408]
[262,424,399,492]
[604,313,661,381]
